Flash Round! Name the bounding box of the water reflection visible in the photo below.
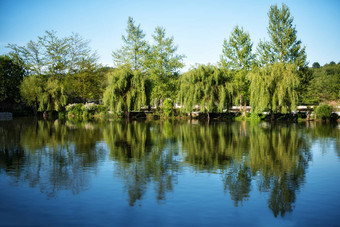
[103,121,180,205]
[0,119,105,197]
[0,119,339,217]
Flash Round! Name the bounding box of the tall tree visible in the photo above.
[112,17,149,71]
[7,31,98,77]
[148,27,185,76]
[257,4,307,68]
[220,26,254,116]
[178,65,233,116]
[147,27,185,106]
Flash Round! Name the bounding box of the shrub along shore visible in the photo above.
[55,102,339,123]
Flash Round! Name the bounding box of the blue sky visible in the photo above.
[0,0,339,70]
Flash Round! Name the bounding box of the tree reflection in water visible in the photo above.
[0,119,105,198]
[179,121,311,217]
[1,119,337,218]
[103,120,180,206]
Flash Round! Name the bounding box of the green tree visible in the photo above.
[112,17,149,71]
[0,55,25,110]
[103,67,148,114]
[148,27,185,76]
[220,26,254,117]
[304,63,340,103]
[20,75,43,115]
[178,65,233,116]
[162,99,173,117]
[8,31,99,112]
[252,4,307,111]
[64,69,104,103]
[315,103,333,120]
[220,26,255,70]
[40,78,67,112]
[8,31,98,77]
[147,27,185,106]
[248,63,299,114]
[257,4,307,68]
[312,62,320,69]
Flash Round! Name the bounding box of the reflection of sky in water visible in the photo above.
[0,120,339,226]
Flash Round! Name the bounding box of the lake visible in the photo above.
[0,118,339,226]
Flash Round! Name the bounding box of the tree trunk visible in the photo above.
[239,95,243,117]
[34,97,38,117]
[271,112,275,121]
[242,101,246,118]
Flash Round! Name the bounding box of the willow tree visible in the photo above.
[40,78,67,113]
[103,67,148,114]
[248,63,299,114]
[20,75,44,116]
[178,65,232,118]
[252,4,307,112]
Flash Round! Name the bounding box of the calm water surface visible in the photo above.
[0,118,339,226]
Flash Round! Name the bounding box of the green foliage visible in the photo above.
[0,55,25,106]
[147,27,185,106]
[20,75,43,113]
[220,26,255,70]
[315,103,333,120]
[179,64,233,113]
[8,31,98,77]
[248,63,299,113]
[64,69,104,103]
[40,78,67,112]
[162,99,173,117]
[312,62,320,69]
[257,4,307,68]
[304,63,340,103]
[112,17,149,71]
[103,67,147,113]
[148,27,185,76]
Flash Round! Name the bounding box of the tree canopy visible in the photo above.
[248,63,299,114]
[220,26,255,70]
[179,65,233,113]
[103,67,148,113]
[256,3,307,68]
[112,17,149,71]
[0,55,25,110]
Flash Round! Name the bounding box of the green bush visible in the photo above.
[162,99,173,117]
[249,113,261,121]
[315,103,333,120]
[96,105,107,114]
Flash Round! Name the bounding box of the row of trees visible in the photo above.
[1,3,339,116]
[103,4,311,116]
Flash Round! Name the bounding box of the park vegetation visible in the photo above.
[0,4,339,120]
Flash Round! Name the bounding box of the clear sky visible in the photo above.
[0,0,339,70]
